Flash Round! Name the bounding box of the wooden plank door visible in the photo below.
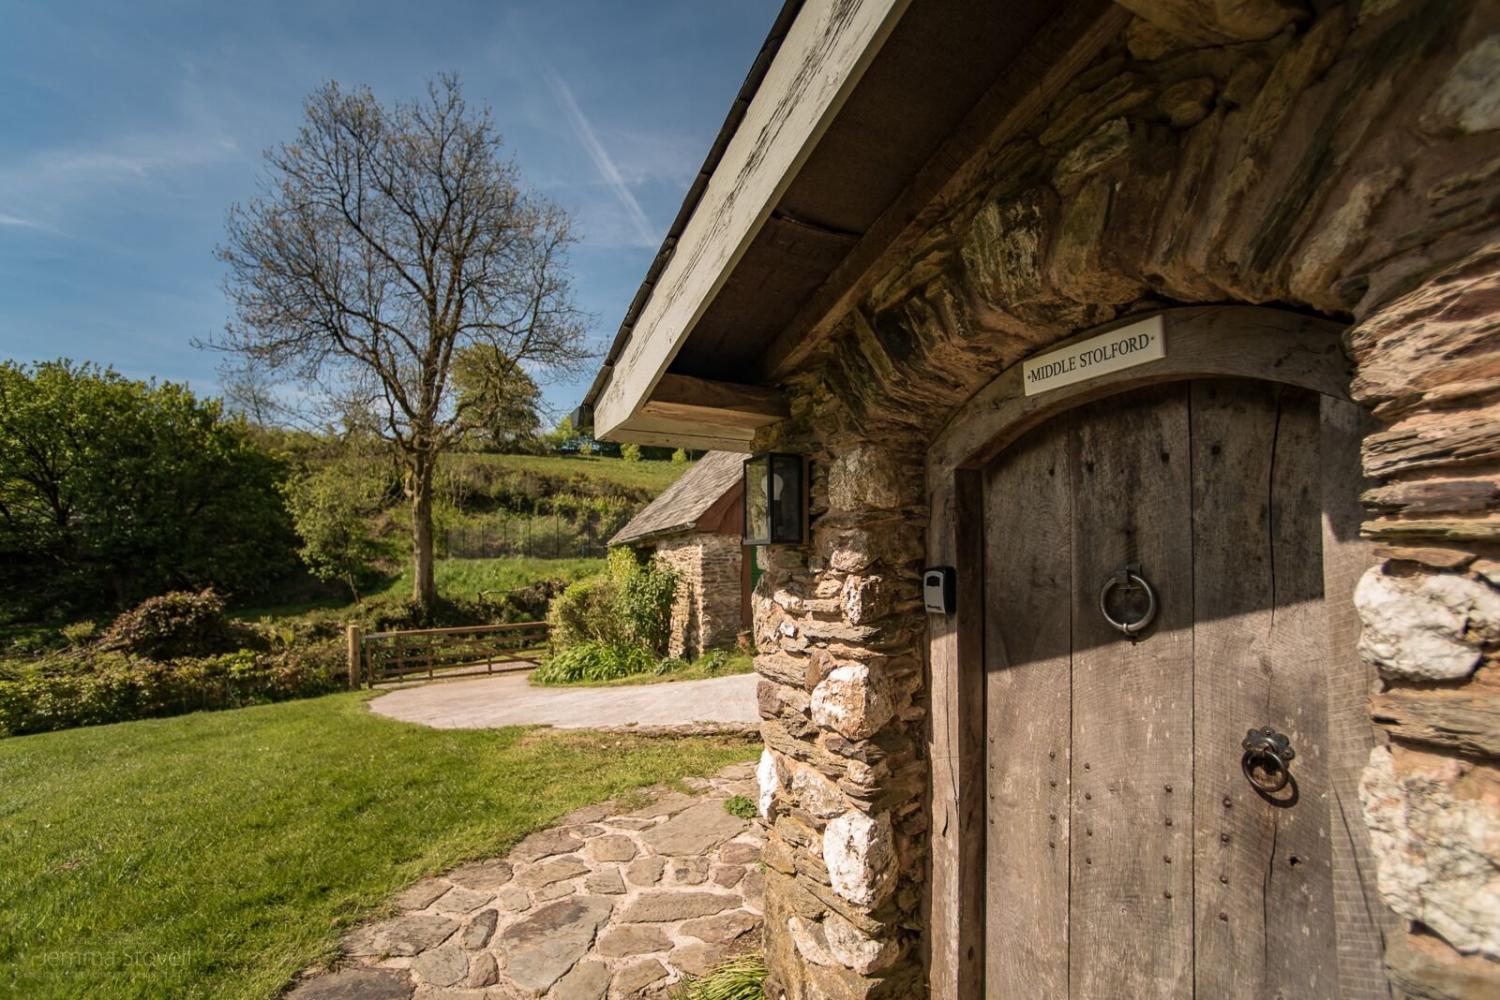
[1190,380,1340,998]
[983,378,1347,999]
[983,406,1073,997]
[1068,386,1194,1000]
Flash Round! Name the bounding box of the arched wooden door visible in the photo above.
[981,377,1379,998]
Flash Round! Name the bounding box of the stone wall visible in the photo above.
[748,1,1500,996]
[652,533,744,659]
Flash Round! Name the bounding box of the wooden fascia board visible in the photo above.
[593,0,912,439]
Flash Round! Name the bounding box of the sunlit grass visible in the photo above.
[0,693,754,999]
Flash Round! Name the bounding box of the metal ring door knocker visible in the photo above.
[1241,726,1296,793]
[1098,563,1158,638]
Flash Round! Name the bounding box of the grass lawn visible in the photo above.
[374,556,604,601]
[0,693,754,999]
[231,556,604,622]
[442,452,690,493]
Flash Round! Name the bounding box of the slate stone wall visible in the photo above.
[653,534,744,659]
[748,1,1500,996]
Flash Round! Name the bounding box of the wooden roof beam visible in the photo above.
[638,374,789,430]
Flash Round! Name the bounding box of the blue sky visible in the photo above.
[0,0,780,418]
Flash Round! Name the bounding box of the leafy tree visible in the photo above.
[450,344,543,452]
[0,361,296,613]
[211,76,588,609]
[540,415,576,454]
[281,460,386,601]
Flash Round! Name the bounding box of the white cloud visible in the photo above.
[541,65,658,248]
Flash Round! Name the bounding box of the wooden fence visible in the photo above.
[346,621,550,687]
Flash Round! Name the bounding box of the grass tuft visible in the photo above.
[671,954,768,1000]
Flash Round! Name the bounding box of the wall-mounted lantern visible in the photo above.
[743,453,807,545]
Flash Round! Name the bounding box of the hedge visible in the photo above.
[0,643,345,737]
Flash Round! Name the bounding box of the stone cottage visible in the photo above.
[611,451,751,659]
[578,0,1500,996]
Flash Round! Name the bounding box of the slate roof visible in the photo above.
[610,451,743,546]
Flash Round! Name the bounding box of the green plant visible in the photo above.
[671,954,768,1000]
[529,640,657,684]
[0,360,298,614]
[281,459,387,600]
[616,559,678,656]
[620,442,642,462]
[671,447,689,464]
[99,589,233,659]
[546,575,625,649]
[723,795,756,821]
[58,621,98,646]
[0,641,344,737]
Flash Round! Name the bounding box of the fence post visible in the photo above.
[346,624,364,689]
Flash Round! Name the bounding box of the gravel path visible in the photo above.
[367,672,760,731]
[285,763,765,999]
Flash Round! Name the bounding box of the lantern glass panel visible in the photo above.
[770,454,803,543]
[744,454,771,544]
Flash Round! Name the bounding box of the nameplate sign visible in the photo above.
[1022,316,1166,396]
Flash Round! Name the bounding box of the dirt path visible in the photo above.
[366,673,760,731]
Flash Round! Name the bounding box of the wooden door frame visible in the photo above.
[923,305,1392,999]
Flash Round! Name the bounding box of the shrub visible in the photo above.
[617,560,677,656]
[545,555,678,657]
[546,575,625,649]
[100,590,234,659]
[671,448,689,464]
[529,640,656,685]
[0,642,344,737]
[620,442,642,462]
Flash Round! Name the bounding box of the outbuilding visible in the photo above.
[580,1,1500,996]
[609,451,752,659]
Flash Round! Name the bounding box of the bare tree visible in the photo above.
[210,75,588,608]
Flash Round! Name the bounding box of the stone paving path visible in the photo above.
[286,763,764,1000]
[367,673,760,731]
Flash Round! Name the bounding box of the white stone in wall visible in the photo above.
[757,748,786,822]
[1360,746,1500,958]
[790,762,847,820]
[810,663,896,740]
[1354,568,1500,681]
[823,810,897,908]
[787,916,837,966]
[823,911,900,975]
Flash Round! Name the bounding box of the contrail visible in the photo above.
[542,66,657,248]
